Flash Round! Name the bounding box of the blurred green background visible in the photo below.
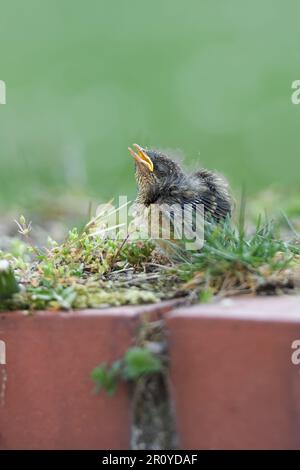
[0,0,299,212]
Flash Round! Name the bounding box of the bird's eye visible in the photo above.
[156,166,166,176]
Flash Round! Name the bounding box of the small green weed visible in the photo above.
[91,347,163,396]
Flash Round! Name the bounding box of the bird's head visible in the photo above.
[128,143,184,205]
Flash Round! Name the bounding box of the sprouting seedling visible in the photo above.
[15,215,32,237]
[14,216,40,256]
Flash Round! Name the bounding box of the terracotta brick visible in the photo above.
[0,307,141,450]
[166,295,300,449]
[2,295,299,450]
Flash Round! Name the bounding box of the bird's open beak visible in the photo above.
[128,143,154,172]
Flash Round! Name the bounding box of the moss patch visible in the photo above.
[0,207,300,312]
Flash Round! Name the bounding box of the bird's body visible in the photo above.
[128,144,231,259]
[129,144,231,219]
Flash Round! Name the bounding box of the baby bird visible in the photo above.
[128,143,231,261]
[128,143,231,222]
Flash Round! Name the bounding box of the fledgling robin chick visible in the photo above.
[128,143,231,261]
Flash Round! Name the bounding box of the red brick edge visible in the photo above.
[167,295,300,449]
[0,295,300,449]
